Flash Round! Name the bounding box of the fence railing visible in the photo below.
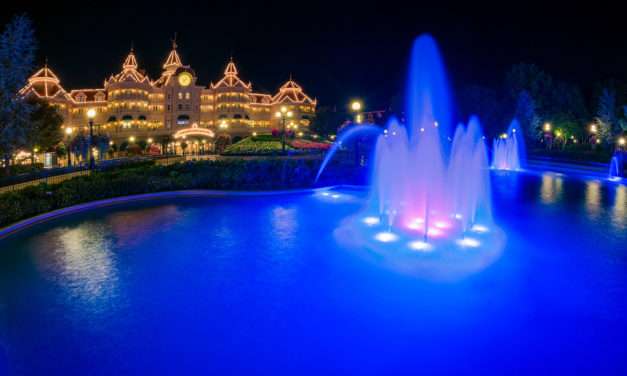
[0,169,91,194]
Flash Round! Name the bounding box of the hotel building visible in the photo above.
[20,42,317,146]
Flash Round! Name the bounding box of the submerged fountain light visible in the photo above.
[375,232,398,243]
[471,224,489,233]
[457,237,481,248]
[362,216,380,226]
[408,240,433,252]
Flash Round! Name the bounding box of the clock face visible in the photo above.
[178,72,192,87]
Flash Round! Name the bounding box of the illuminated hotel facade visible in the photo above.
[20,42,317,145]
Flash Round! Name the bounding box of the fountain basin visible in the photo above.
[0,173,626,374]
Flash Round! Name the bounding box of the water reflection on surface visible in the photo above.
[105,205,182,248]
[613,185,626,229]
[585,180,602,219]
[540,173,564,204]
[32,223,118,305]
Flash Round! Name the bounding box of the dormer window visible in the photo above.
[95,92,105,102]
[76,93,86,102]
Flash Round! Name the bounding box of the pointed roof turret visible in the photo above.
[106,47,149,85]
[123,47,138,70]
[163,37,182,71]
[224,57,238,76]
[211,58,251,90]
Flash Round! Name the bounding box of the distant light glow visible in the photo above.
[434,220,450,229]
[427,227,442,237]
[86,108,97,119]
[362,216,380,226]
[331,194,341,199]
[407,217,424,230]
[408,241,433,252]
[457,237,480,248]
[454,213,463,220]
[350,100,362,111]
[471,224,489,233]
[321,192,330,196]
[375,232,398,243]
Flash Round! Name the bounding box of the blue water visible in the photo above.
[0,173,626,375]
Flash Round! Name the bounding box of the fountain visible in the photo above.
[326,34,505,279]
[491,119,525,170]
[609,152,625,181]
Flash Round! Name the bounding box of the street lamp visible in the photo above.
[544,122,551,132]
[64,127,74,166]
[275,107,293,153]
[350,100,363,124]
[590,124,597,134]
[87,108,97,170]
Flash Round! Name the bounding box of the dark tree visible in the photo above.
[310,106,347,136]
[0,14,36,174]
[27,98,63,153]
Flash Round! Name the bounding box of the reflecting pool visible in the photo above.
[0,173,626,374]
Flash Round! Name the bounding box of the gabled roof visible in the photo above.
[20,64,67,99]
[69,89,107,102]
[250,92,273,104]
[211,59,252,90]
[272,77,316,105]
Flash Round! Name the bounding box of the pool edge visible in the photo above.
[0,186,365,240]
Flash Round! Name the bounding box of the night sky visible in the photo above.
[4,1,627,110]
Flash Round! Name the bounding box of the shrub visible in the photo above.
[0,158,366,227]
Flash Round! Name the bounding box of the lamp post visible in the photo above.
[350,100,363,124]
[589,123,598,148]
[65,127,74,167]
[275,106,293,153]
[86,108,97,170]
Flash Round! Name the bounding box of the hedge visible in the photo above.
[0,158,365,227]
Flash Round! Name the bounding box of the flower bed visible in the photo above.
[289,140,331,150]
[223,137,295,155]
